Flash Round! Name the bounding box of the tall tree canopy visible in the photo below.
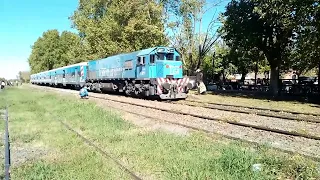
[28,30,83,73]
[70,0,168,60]
[166,0,222,74]
[222,0,299,95]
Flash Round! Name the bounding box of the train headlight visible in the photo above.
[187,82,193,89]
[162,82,170,90]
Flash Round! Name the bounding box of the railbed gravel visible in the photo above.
[90,91,320,139]
[31,85,320,159]
[181,100,320,123]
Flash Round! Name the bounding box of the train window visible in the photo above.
[157,53,165,60]
[124,60,133,70]
[150,55,155,63]
[63,70,65,78]
[166,53,174,60]
[137,56,145,65]
[175,56,180,61]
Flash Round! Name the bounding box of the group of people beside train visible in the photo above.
[0,80,21,89]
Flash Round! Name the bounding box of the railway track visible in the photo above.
[87,94,320,141]
[33,85,320,141]
[56,117,142,180]
[86,94,320,161]
[29,85,320,160]
[183,99,320,123]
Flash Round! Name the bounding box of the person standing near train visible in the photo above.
[1,81,5,89]
[196,69,206,94]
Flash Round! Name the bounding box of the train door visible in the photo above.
[79,65,85,87]
[149,54,156,78]
[75,68,79,85]
[63,70,66,86]
[136,56,148,79]
[54,72,57,86]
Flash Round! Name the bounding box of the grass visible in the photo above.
[0,86,319,179]
[188,90,320,114]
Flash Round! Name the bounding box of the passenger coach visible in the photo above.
[30,62,88,88]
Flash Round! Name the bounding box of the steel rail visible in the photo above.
[89,95,320,141]
[29,85,320,161]
[57,119,142,180]
[175,101,320,123]
[90,100,320,162]
[4,106,10,180]
[186,99,320,117]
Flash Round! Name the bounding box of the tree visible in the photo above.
[28,30,84,73]
[70,0,168,59]
[226,46,265,82]
[222,0,297,95]
[28,30,62,73]
[18,71,31,83]
[293,1,320,91]
[59,31,85,66]
[166,0,223,74]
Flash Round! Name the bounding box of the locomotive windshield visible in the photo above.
[156,53,174,61]
[166,53,174,60]
[157,53,165,60]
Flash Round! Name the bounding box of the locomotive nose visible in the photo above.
[162,80,178,90]
[162,82,170,90]
[187,82,193,89]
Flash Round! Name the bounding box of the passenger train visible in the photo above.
[30,46,192,100]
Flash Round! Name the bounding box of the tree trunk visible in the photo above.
[255,62,258,87]
[241,72,247,83]
[270,65,280,95]
[196,45,202,70]
[318,61,320,94]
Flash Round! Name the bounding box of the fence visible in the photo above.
[1,106,10,180]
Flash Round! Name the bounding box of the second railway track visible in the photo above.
[87,94,320,141]
[29,85,320,161]
[183,99,320,123]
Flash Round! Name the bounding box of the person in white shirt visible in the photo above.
[1,81,5,89]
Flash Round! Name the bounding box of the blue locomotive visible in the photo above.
[30,46,192,100]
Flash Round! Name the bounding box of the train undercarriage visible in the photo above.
[85,78,190,100]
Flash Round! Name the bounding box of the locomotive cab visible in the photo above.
[148,47,191,99]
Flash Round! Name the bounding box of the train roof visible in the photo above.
[89,46,178,62]
[50,62,88,71]
[31,62,88,75]
[31,46,179,76]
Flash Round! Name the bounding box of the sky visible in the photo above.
[0,0,229,79]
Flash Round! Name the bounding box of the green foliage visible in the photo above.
[59,31,86,66]
[166,0,221,74]
[29,0,168,74]
[71,0,168,59]
[290,2,320,75]
[28,30,83,73]
[221,0,301,94]
[18,71,31,83]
